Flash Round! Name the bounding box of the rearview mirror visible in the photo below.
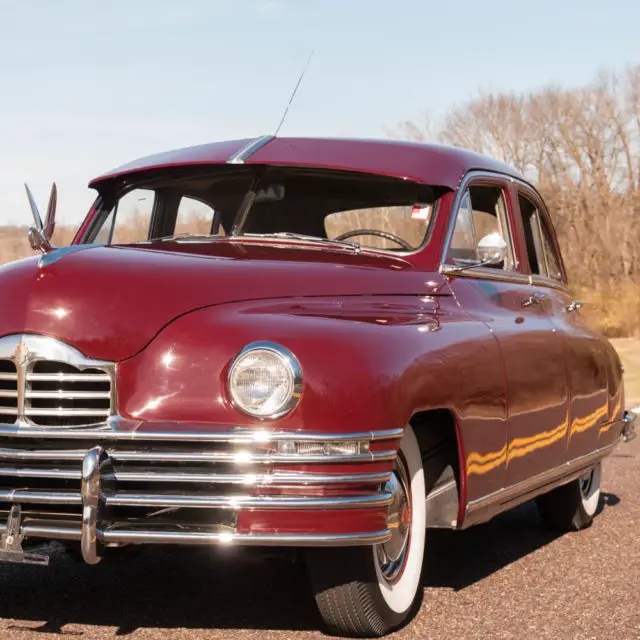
[476,232,507,265]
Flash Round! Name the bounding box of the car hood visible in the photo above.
[0,242,444,361]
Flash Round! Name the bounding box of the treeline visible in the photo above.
[393,65,640,336]
[1,65,638,336]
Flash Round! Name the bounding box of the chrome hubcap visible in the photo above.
[579,469,594,498]
[376,457,411,584]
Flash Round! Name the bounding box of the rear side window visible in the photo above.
[519,194,563,281]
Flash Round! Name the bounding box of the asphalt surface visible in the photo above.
[0,436,637,640]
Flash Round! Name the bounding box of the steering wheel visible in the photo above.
[334,228,411,250]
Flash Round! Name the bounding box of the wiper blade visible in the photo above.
[243,232,360,251]
[146,234,222,243]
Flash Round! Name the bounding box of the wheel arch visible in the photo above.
[409,408,467,528]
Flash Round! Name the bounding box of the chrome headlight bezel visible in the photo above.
[227,341,303,420]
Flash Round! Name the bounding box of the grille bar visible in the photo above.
[0,374,17,381]
[0,488,392,510]
[0,447,394,464]
[0,391,18,398]
[0,522,392,547]
[0,465,391,485]
[27,373,111,382]
[26,391,111,400]
[24,408,111,417]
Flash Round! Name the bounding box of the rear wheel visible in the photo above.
[536,462,602,532]
[306,425,426,637]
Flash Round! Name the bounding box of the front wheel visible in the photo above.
[306,425,426,637]
[536,462,602,532]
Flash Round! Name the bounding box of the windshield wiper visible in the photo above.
[243,232,360,251]
[140,233,223,243]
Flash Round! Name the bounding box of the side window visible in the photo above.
[539,224,563,281]
[446,185,513,269]
[448,192,475,262]
[174,197,223,236]
[93,189,155,245]
[519,194,563,281]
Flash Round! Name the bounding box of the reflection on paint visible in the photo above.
[467,400,615,476]
[599,395,623,437]
[569,405,607,437]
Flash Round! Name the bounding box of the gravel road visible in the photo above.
[0,435,637,640]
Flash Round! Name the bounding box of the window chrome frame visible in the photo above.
[439,171,519,280]
[512,179,568,287]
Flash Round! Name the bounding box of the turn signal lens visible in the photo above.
[277,440,367,456]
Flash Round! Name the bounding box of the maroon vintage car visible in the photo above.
[0,136,635,636]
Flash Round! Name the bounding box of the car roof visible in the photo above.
[88,136,524,190]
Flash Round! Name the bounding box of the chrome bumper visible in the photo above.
[622,410,637,443]
[0,426,400,564]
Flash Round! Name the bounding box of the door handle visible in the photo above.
[566,300,584,312]
[522,292,548,308]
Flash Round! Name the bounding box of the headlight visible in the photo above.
[227,342,302,419]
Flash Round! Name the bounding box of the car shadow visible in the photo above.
[422,493,620,591]
[0,494,620,636]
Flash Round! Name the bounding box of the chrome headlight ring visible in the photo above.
[227,341,303,420]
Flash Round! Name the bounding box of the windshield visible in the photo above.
[83,166,439,253]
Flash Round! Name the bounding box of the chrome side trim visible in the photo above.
[439,264,533,285]
[466,441,618,515]
[0,523,391,547]
[0,489,392,510]
[226,135,275,164]
[0,425,403,443]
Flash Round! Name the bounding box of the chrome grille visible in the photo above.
[0,427,400,551]
[0,361,18,425]
[0,335,115,429]
[26,361,112,427]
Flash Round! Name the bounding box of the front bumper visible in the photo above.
[622,410,637,442]
[0,424,401,564]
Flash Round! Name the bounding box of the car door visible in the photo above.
[516,187,611,462]
[443,174,570,490]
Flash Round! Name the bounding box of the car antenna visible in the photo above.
[273,50,314,137]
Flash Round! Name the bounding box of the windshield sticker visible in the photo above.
[411,204,431,220]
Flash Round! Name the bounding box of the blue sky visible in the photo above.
[0,0,638,226]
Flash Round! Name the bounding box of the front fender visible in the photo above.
[116,295,449,432]
[116,295,508,503]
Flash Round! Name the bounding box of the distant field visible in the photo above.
[611,338,640,408]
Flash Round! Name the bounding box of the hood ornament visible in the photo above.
[24,182,57,254]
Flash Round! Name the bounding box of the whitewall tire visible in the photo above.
[306,425,426,637]
[536,462,602,532]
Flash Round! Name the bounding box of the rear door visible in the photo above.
[443,174,569,491]
[515,187,610,462]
